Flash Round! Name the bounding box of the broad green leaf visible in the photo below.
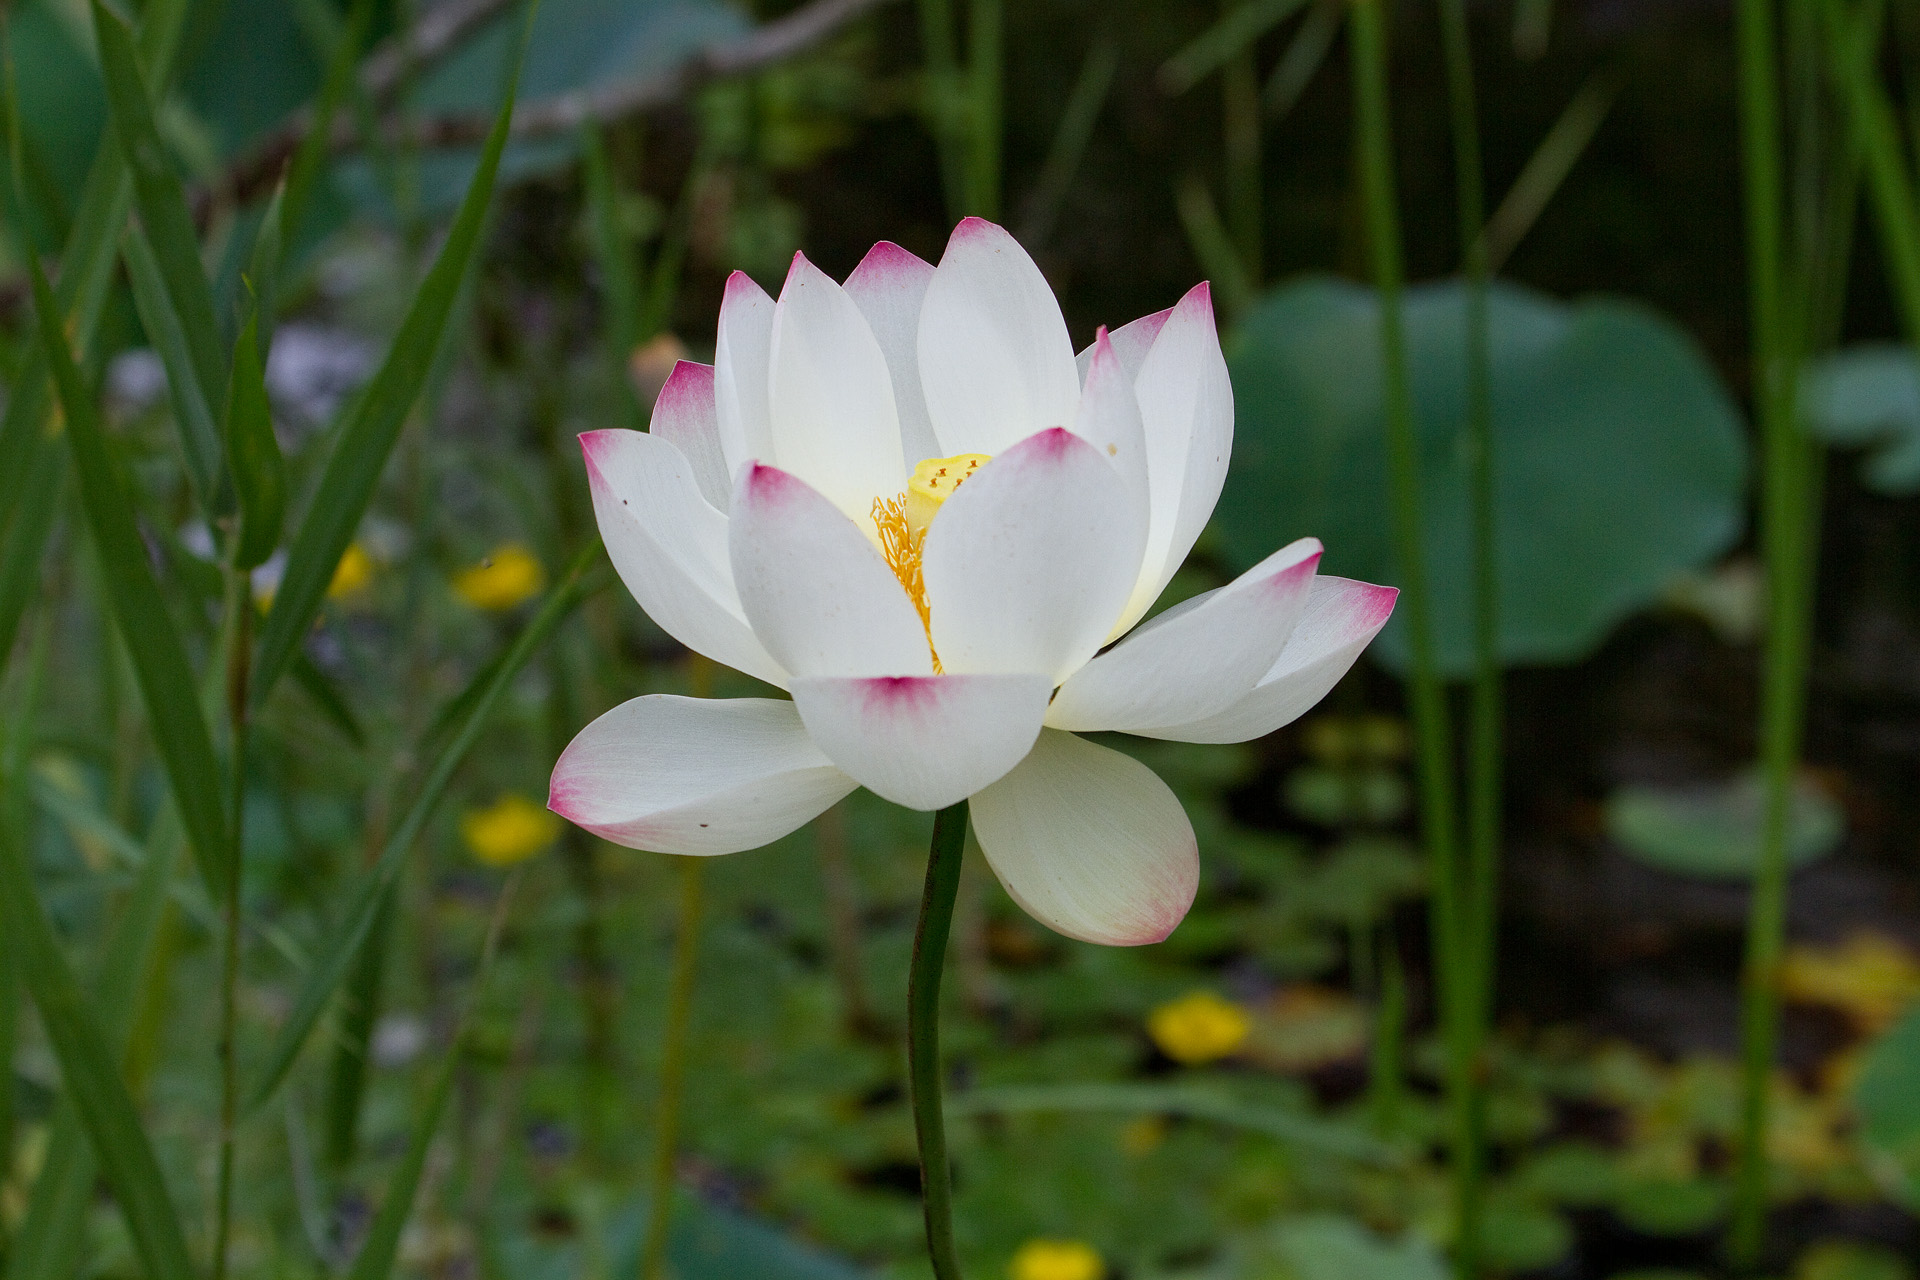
[91,0,228,492]
[0,630,196,1280]
[1257,1213,1447,1280]
[1796,1240,1917,1280]
[123,223,224,506]
[26,257,232,894]
[1854,1004,1920,1207]
[495,1193,872,1280]
[1217,277,1748,675]
[1612,1176,1726,1237]
[1604,770,1843,880]
[225,310,287,569]
[1801,343,1920,494]
[246,538,603,1111]
[253,23,533,703]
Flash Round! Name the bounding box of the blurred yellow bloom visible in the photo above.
[1780,932,1920,1031]
[328,542,375,600]
[454,542,547,611]
[1008,1239,1105,1280]
[460,793,560,866]
[1147,990,1250,1064]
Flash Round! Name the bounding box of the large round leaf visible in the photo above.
[1217,277,1748,675]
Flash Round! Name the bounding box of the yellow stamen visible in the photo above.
[873,453,992,672]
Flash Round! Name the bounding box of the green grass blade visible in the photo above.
[345,881,514,1280]
[245,538,602,1112]
[254,18,537,704]
[26,258,232,895]
[124,223,225,507]
[284,0,377,251]
[225,310,288,569]
[291,650,366,747]
[0,629,196,1280]
[1158,0,1309,95]
[0,444,64,665]
[11,809,183,1280]
[90,1,227,463]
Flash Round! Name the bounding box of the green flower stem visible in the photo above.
[909,801,970,1280]
[1733,0,1817,1263]
[1347,0,1467,1254]
[212,560,253,1280]
[638,856,704,1280]
[1436,3,1500,1275]
[965,0,1003,220]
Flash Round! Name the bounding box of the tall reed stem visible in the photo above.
[1436,2,1500,1274]
[212,560,253,1280]
[1347,0,1466,1236]
[1733,0,1814,1263]
[638,856,704,1280]
[909,802,969,1280]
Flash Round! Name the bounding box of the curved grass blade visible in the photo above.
[0,446,64,665]
[91,1,227,476]
[246,537,603,1113]
[26,256,232,894]
[291,650,366,747]
[254,9,538,704]
[345,877,516,1280]
[0,625,196,1280]
[124,223,224,505]
[284,0,378,252]
[225,310,288,570]
[10,811,183,1280]
[1158,0,1309,96]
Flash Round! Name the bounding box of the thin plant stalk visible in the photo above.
[917,0,968,221]
[1347,0,1465,1191]
[1733,0,1817,1263]
[211,558,253,1280]
[1436,1,1500,1274]
[965,0,1003,219]
[909,802,969,1280]
[637,856,704,1280]
[1223,0,1263,284]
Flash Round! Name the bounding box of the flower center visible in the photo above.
[871,453,991,672]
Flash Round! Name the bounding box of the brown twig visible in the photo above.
[209,0,897,211]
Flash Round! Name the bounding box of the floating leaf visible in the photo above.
[1612,1176,1726,1236]
[1218,277,1747,675]
[1604,770,1843,880]
[1801,344,1920,493]
[1853,1004,1920,1208]
[1266,1214,1448,1280]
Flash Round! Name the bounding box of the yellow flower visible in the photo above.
[1780,932,1920,1031]
[460,793,560,866]
[328,541,375,600]
[453,542,547,611]
[1147,990,1250,1065]
[1008,1239,1105,1280]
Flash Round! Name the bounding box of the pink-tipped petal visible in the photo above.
[1140,575,1399,743]
[844,241,942,465]
[715,271,776,475]
[1120,280,1234,635]
[917,217,1081,457]
[650,360,729,510]
[581,429,786,687]
[1071,327,1152,561]
[922,428,1143,684]
[1047,537,1324,733]
[1075,304,1173,385]
[730,463,933,679]
[789,672,1051,810]
[550,695,856,854]
[970,729,1198,946]
[768,252,907,517]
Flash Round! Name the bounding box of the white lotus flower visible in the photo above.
[549,219,1396,946]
